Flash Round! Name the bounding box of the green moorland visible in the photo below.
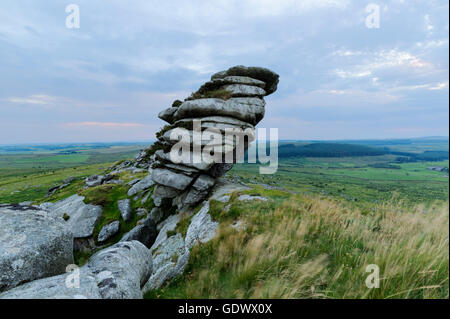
[0,143,148,203]
[0,139,448,299]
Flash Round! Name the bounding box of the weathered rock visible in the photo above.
[185,202,218,249]
[238,194,268,201]
[152,168,193,191]
[143,201,218,292]
[222,84,266,97]
[173,98,265,125]
[158,107,177,124]
[152,214,180,247]
[118,199,133,222]
[0,205,73,293]
[211,65,279,95]
[0,266,101,299]
[97,221,120,243]
[120,217,157,248]
[148,66,278,213]
[142,233,189,292]
[41,195,102,238]
[47,176,76,197]
[0,241,152,299]
[85,174,114,188]
[148,207,164,224]
[173,175,215,207]
[88,241,152,299]
[155,150,214,171]
[127,174,155,196]
[136,208,148,217]
[127,178,141,186]
[85,175,104,187]
[152,184,181,207]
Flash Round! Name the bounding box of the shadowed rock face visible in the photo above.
[148,66,279,210]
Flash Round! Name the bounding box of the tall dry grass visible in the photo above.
[148,194,449,299]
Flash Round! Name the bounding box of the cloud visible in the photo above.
[6,95,55,105]
[333,49,433,79]
[0,0,448,142]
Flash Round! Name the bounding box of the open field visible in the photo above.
[0,143,147,203]
[231,156,448,204]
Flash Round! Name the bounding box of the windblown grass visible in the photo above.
[146,193,449,299]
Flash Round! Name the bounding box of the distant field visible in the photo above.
[0,143,149,203]
[231,156,449,203]
[0,139,448,204]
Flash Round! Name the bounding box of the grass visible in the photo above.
[146,192,449,299]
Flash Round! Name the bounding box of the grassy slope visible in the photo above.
[147,187,449,299]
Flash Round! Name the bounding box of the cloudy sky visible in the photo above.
[0,0,448,144]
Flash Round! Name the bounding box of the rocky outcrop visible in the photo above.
[0,205,73,292]
[147,65,278,210]
[0,241,152,299]
[0,66,278,298]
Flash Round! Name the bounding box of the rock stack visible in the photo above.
[148,66,279,210]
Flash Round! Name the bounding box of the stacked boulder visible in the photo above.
[149,66,279,210]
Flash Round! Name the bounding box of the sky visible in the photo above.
[0,0,448,144]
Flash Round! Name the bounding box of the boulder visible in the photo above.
[118,199,133,222]
[0,241,152,299]
[97,221,120,243]
[127,174,155,196]
[41,195,102,238]
[155,150,214,171]
[120,217,157,248]
[151,168,193,191]
[0,205,73,293]
[185,202,218,249]
[152,184,181,207]
[152,214,180,247]
[173,175,215,207]
[158,107,177,124]
[142,233,189,292]
[173,98,265,125]
[85,174,114,187]
[211,65,279,95]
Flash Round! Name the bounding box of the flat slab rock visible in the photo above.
[211,65,280,95]
[0,241,152,299]
[174,97,265,126]
[0,205,73,293]
[40,195,102,238]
